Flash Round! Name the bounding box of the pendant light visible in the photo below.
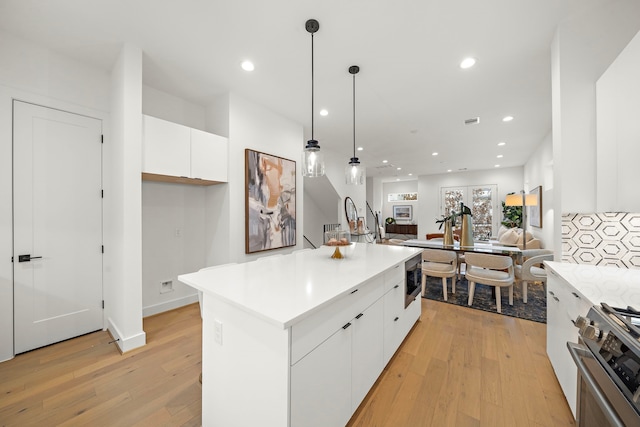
[345,65,365,185]
[302,19,325,178]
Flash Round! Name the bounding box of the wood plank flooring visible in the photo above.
[0,299,575,426]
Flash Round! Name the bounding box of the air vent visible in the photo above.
[374,164,395,169]
[464,117,480,125]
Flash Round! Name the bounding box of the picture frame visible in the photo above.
[393,205,412,221]
[245,149,296,254]
[529,185,542,228]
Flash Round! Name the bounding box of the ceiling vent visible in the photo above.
[374,164,395,169]
[464,117,480,125]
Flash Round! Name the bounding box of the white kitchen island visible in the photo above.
[179,243,424,427]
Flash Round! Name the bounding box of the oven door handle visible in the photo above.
[567,342,626,427]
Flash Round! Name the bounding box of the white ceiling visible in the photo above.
[0,0,611,180]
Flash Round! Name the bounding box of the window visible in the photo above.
[441,185,497,239]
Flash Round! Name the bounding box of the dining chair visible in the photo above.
[421,249,457,301]
[465,252,515,314]
[515,249,554,303]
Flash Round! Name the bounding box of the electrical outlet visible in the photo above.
[214,319,223,345]
[160,280,174,294]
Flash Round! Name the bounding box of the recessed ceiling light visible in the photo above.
[241,60,255,71]
[495,164,500,168]
[432,152,438,156]
[447,169,452,173]
[460,57,477,69]
[497,154,503,158]
[497,142,506,146]
[382,160,388,164]
[396,178,400,181]
[502,116,514,122]
[397,167,402,171]
[319,109,328,116]
[357,146,363,151]
[408,173,413,176]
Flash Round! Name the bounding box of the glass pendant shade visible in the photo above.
[346,158,365,185]
[303,140,325,177]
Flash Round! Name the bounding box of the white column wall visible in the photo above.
[105,44,145,352]
[596,29,640,212]
[551,0,640,253]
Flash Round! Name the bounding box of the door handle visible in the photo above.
[18,254,42,262]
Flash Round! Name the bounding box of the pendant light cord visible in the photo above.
[352,72,356,159]
[311,32,315,142]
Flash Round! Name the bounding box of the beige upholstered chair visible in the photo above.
[421,249,457,301]
[515,249,554,303]
[465,252,515,314]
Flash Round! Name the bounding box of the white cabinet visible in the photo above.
[351,298,384,411]
[383,280,405,364]
[546,268,591,419]
[291,325,352,427]
[142,115,228,184]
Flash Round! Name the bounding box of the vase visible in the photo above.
[443,220,454,246]
[460,214,474,247]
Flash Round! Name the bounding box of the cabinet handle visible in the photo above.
[394,317,399,322]
[553,296,559,302]
[393,284,400,289]
[572,292,581,299]
[342,322,352,329]
[394,265,400,269]
[350,289,359,294]
[549,291,555,297]
[355,313,364,319]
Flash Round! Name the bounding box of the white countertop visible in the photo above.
[545,261,640,308]
[178,243,423,329]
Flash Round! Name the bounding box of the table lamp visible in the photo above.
[505,192,538,250]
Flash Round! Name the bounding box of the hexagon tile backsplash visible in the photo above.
[562,212,640,269]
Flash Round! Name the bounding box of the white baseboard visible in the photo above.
[142,294,199,318]
[107,317,146,353]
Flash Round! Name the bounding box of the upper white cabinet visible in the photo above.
[142,114,228,185]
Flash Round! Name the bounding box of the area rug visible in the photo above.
[417,272,547,323]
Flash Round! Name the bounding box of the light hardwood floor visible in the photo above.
[0,299,575,426]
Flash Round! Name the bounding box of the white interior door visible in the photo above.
[13,101,103,354]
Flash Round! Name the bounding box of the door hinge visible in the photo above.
[101,245,104,253]
[101,189,104,198]
[101,134,104,144]
[102,300,105,309]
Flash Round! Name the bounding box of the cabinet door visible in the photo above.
[142,115,190,177]
[546,273,578,418]
[352,298,384,411]
[291,325,352,427]
[190,128,228,182]
[383,281,405,364]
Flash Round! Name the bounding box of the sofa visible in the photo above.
[493,225,542,249]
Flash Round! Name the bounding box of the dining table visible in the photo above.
[399,239,523,261]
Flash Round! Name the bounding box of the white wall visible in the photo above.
[382,180,419,224]
[105,43,145,352]
[223,93,304,262]
[323,148,368,231]
[417,167,524,240]
[596,29,640,212]
[524,132,554,249]
[551,0,640,253]
[142,85,206,130]
[0,31,111,362]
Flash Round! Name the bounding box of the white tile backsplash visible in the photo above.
[562,213,640,269]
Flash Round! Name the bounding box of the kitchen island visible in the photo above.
[179,243,423,427]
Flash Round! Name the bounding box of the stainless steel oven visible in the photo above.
[570,304,640,427]
[404,253,421,308]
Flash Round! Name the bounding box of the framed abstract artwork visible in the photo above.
[245,149,296,253]
[529,185,542,228]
